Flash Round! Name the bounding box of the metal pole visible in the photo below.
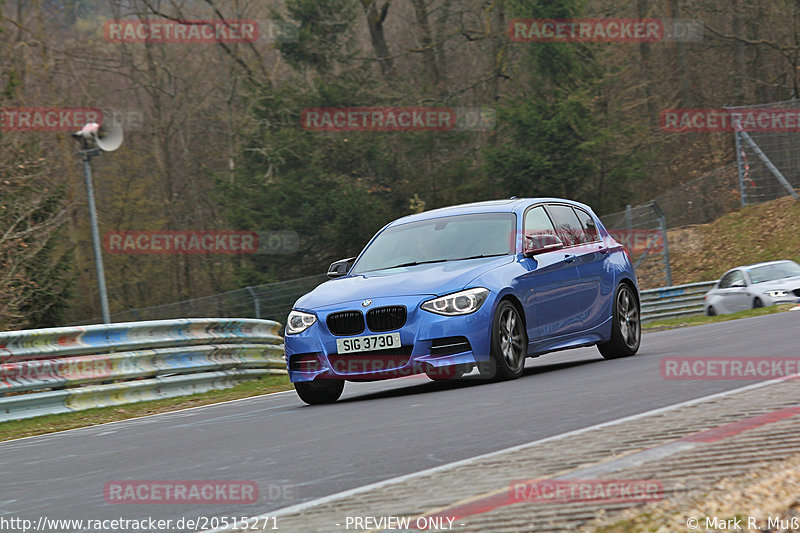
[734,129,747,207]
[651,202,672,287]
[82,150,111,324]
[659,215,672,287]
[246,286,261,319]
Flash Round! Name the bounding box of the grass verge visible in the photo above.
[643,303,798,331]
[0,373,292,443]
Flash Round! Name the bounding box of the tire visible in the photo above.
[753,297,764,309]
[707,306,716,317]
[484,300,527,381]
[294,380,344,405]
[598,283,641,359]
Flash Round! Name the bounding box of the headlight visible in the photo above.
[286,310,317,334]
[421,288,490,316]
[766,290,789,298]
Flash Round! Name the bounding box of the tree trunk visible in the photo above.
[360,0,394,78]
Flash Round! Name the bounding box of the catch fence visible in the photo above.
[78,274,328,325]
[728,99,800,205]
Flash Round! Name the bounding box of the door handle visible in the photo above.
[564,254,576,263]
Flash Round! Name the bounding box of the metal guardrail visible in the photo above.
[640,281,716,322]
[0,319,285,422]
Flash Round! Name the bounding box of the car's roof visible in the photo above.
[729,259,798,272]
[387,197,590,226]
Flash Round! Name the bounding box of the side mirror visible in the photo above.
[327,257,356,278]
[524,233,564,257]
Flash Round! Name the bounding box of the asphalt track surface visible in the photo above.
[1,312,797,531]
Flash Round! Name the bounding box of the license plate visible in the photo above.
[336,333,401,354]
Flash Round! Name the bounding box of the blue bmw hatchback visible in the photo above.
[285,198,641,404]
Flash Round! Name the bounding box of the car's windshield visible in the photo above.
[351,213,515,274]
[747,261,800,284]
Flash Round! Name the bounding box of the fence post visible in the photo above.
[625,204,633,230]
[651,202,672,287]
[659,215,672,286]
[246,286,261,319]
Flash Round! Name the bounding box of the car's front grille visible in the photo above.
[326,311,365,336]
[366,306,407,332]
[430,336,472,357]
[329,346,413,374]
[793,288,800,297]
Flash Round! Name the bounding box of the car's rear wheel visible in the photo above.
[485,301,527,381]
[294,380,344,405]
[707,306,716,317]
[598,283,641,359]
[753,297,764,309]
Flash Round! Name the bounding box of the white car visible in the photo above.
[704,260,800,316]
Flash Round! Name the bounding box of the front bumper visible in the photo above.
[285,295,494,382]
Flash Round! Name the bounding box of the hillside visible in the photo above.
[638,196,800,289]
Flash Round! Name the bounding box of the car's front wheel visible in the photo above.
[598,283,641,359]
[753,297,764,309]
[294,380,344,405]
[485,300,527,380]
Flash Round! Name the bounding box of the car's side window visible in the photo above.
[719,270,745,289]
[729,270,746,287]
[523,206,558,238]
[574,207,600,243]
[546,204,585,246]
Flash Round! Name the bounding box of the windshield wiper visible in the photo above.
[383,258,449,269]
